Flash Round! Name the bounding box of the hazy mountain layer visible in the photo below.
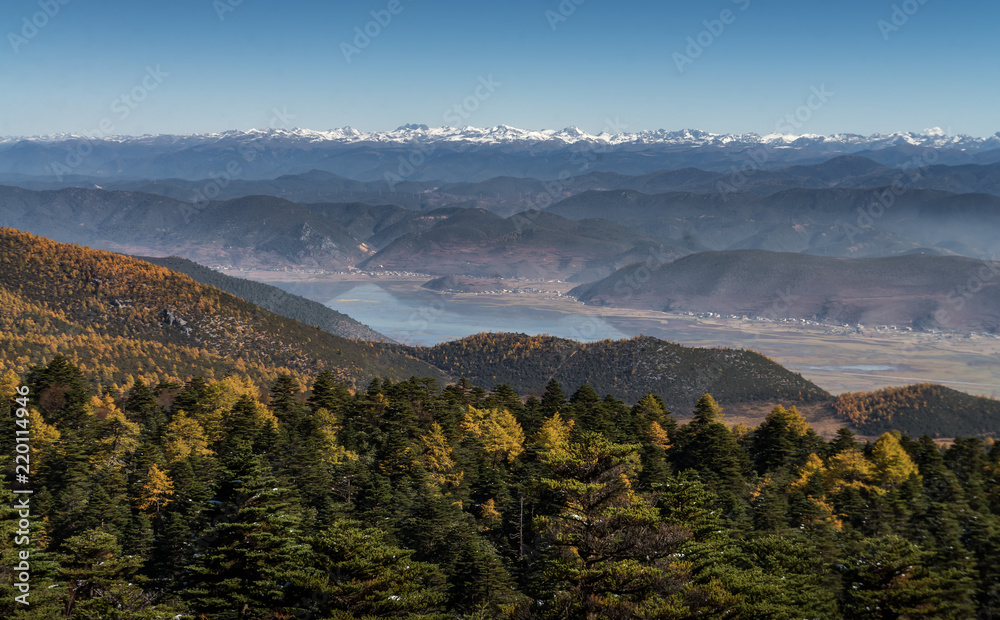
[358,209,681,280]
[136,255,392,342]
[570,250,1000,333]
[4,126,1000,182]
[9,156,1000,219]
[546,186,1000,259]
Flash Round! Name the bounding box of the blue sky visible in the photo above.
[2,0,997,137]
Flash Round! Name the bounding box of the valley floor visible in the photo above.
[236,270,1000,400]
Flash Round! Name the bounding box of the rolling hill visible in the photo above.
[833,383,1000,438]
[401,332,831,415]
[135,255,392,341]
[3,227,1000,438]
[358,208,679,280]
[0,228,443,389]
[546,186,1000,259]
[570,250,1000,333]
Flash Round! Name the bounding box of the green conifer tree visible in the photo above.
[182,446,313,620]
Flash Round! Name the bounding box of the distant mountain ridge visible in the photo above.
[570,250,1000,333]
[9,156,1000,221]
[0,186,689,280]
[5,182,1000,280]
[546,186,1000,259]
[4,126,1000,181]
[5,125,999,150]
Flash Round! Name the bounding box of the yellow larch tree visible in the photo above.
[479,498,502,530]
[198,376,269,442]
[138,463,175,516]
[419,421,463,488]
[792,453,826,491]
[163,411,214,464]
[532,412,574,458]
[647,421,672,451]
[313,407,358,466]
[790,453,843,531]
[28,407,61,471]
[767,404,811,436]
[870,431,920,488]
[824,449,877,494]
[462,406,525,464]
[0,368,20,399]
[90,393,140,469]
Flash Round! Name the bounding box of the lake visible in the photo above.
[262,276,1000,397]
[270,280,629,346]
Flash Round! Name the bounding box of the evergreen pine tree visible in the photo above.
[839,535,976,619]
[182,445,313,620]
[532,431,693,618]
[672,394,751,522]
[749,404,819,474]
[308,370,351,414]
[539,378,565,416]
[306,518,450,619]
[59,529,153,619]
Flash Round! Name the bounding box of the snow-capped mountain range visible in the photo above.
[3,125,1000,182]
[3,124,1000,151]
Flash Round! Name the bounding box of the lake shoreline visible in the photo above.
[238,271,1000,399]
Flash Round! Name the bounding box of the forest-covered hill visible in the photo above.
[0,227,443,390]
[3,228,999,441]
[403,332,830,415]
[834,383,1000,438]
[1,355,998,618]
[136,255,392,342]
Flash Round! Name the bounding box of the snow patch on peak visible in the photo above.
[3,125,999,153]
